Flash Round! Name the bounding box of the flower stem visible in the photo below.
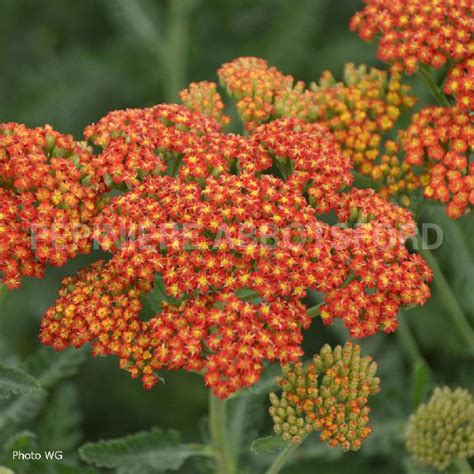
[397,312,425,367]
[416,234,474,351]
[209,392,236,474]
[265,442,299,474]
[417,66,450,107]
[161,0,197,101]
[453,458,473,474]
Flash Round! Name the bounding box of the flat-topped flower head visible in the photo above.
[0,123,102,288]
[269,342,380,450]
[401,106,473,219]
[218,57,293,131]
[350,0,473,75]
[406,386,474,471]
[41,173,319,398]
[84,104,222,188]
[40,163,431,397]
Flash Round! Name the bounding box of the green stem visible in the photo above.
[265,442,299,474]
[417,66,450,107]
[416,233,474,350]
[209,392,236,474]
[397,313,425,367]
[453,458,473,474]
[161,0,197,101]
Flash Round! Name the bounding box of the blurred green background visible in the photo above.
[0,0,473,473]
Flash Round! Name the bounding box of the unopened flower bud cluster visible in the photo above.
[406,386,474,471]
[269,342,380,451]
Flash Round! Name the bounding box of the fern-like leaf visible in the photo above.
[25,347,87,388]
[0,391,46,431]
[38,383,82,452]
[79,428,214,474]
[0,347,86,432]
[0,364,40,399]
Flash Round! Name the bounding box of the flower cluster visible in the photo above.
[276,64,416,177]
[84,104,221,188]
[322,188,432,338]
[269,342,380,450]
[406,386,474,471]
[445,58,474,111]
[39,105,432,396]
[0,123,101,288]
[41,174,317,398]
[251,118,353,213]
[180,81,231,127]
[350,0,473,75]
[400,106,473,219]
[215,58,420,202]
[218,57,293,131]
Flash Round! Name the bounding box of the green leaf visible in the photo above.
[0,391,46,431]
[147,274,170,313]
[79,428,213,473]
[250,436,286,455]
[0,348,86,432]
[0,364,40,399]
[229,394,265,458]
[235,288,262,304]
[38,384,82,452]
[4,431,38,452]
[25,347,87,388]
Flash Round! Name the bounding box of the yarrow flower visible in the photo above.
[406,386,474,471]
[218,57,293,131]
[35,61,432,398]
[41,174,317,398]
[180,81,231,127]
[0,123,102,288]
[350,0,474,113]
[276,64,416,174]
[84,104,221,189]
[400,106,473,219]
[350,0,473,75]
[251,118,353,213]
[269,342,380,450]
[445,58,474,111]
[215,58,419,203]
[321,188,432,337]
[40,174,431,396]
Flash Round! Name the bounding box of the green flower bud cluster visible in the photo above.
[406,386,474,471]
[269,342,380,450]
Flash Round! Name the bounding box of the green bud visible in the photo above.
[406,386,474,471]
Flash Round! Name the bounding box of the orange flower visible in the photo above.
[400,106,473,219]
[350,0,473,75]
[0,123,102,288]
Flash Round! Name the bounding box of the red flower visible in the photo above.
[400,106,473,219]
[350,0,472,75]
[0,123,102,288]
